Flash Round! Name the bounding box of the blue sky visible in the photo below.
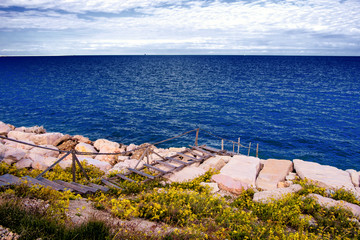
[0,0,359,56]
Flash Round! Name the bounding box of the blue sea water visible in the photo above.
[0,55,359,170]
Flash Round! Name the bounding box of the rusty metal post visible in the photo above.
[237,137,240,154]
[71,150,76,182]
[221,139,224,150]
[195,128,199,146]
[256,143,259,158]
[248,142,251,156]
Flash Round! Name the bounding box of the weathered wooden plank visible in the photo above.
[190,145,216,157]
[166,157,189,165]
[53,180,89,194]
[116,173,136,183]
[200,145,225,154]
[176,152,201,161]
[0,181,9,187]
[87,183,109,192]
[186,149,204,158]
[128,168,155,179]
[155,160,177,169]
[0,174,21,185]
[37,177,67,191]
[143,164,169,174]
[71,182,98,193]
[22,176,50,188]
[101,179,122,189]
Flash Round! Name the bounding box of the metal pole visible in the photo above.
[237,137,240,154]
[248,142,251,156]
[221,139,224,150]
[72,151,76,182]
[195,128,199,146]
[256,143,259,158]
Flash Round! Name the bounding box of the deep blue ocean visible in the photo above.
[0,55,359,170]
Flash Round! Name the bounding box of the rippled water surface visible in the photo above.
[0,55,359,170]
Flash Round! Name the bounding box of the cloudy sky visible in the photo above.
[0,0,359,56]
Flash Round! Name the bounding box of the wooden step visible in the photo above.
[71,182,98,193]
[144,164,169,174]
[190,146,216,157]
[0,174,21,185]
[155,160,177,169]
[101,179,122,190]
[116,173,136,183]
[128,168,155,179]
[166,157,190,165]
[21,176,50,188]
[53,180,90,194]
[37,177,67,191]
[200,145,226,154]
[186,149,204,158]
[176,152,201,161]
[87,183,109,192]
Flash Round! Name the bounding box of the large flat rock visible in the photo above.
[256,159,293,191]
[199,155,228,171]
[294,159,355,190]
[211,174,249,194]
[220,155,261,187]
[165,166,207,183]
[253,184,302,203]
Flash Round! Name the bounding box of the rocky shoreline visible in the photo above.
[1,121,360,217]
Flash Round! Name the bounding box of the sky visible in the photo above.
[0,0,359,56]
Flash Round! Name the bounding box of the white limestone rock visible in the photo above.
[211,174,250,194]
[0,121,11,135]
[199,155,228,172]
[110,159,144,173]
[30,132,64,145]
[2,146,27,164]
[165,166,207,183]
[253,184,302,203]
[31,155,57,171]
[256,159,293,191]
[59,159,73,170]
[73,135,91,144]
[293,159,354,191]
[200,182,220,193]
[94,145,122,164]
[75,143,97,155]
[29,145,59,158]
[7,131,35,142]
[93,139,120,151]
[15,125,46,134]
[4,139,35,151]
[286,172,297,181]
[220,155,261,187]
[78,157,112,173]
[346,169,360,187]
[15,158,33,169]
[126,144,137,152]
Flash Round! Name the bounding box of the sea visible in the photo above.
[0,55,359,170]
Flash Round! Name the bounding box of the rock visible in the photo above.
[253,184,302,203]
[309,193,360,218]
[199,155,227,171]
[126,144,137,152]
[110,159,144,173]
[256,159,293,191]
[211,174,249,194]
[15,125,46,134]
[57,139,78,151]
[29,145,59,158]
[0,121,11,135]
[117,156,129,162]
[53,134,72,146]
[78,157,112,172]
[0,143,5,159]
[346,169,360,187]
[165,166,207,183]
[286,172,297,181]
[293,159,354,190]
[31,154,57,171]
[94,145,123,165]
[4,139,35,151]
[30,132,64,145]
[75,143,97,155]
[7,131,35,142]
[131,143,154,160]
[59,159,73,169]
[93,139,120,151]
[220,155,261,187]
[277,181,292,188]
[168,147,186,152]
[2,146,27,163]
[15,158,33,169]
[200,182,220,193]
[73,135,92,144]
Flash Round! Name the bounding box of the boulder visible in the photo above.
[2,146,27,163]
[131,143,153,160]
[57,139,78,151]
[7,131,35,142]
[211,174,249,194]
[15,158,33,169]
[31,155,57,171]
[126,144,137,152]
[286,172,297,181]
[93,139,120,151]
[59,159,73,170]
[94,145,123,165]
[73,135,92,144]
[30,132,64,145]
[4,139,35,151]
[200,182,220,193]
[53,134,72,146]
[253,184,302,203]
[15,125,46,134]
[346,169,360,187]
[309,193,360,218]
[110,159,144,173]
[164,166,207,183]
[220,155,261,187]
[78,157,112,172]
[0,143,5,159]
[256,159,293,191]
[29,145,59,158]
[0,121,11,135]
[199,155,227,171]
[75,143,97,155]
[293,159,355,190]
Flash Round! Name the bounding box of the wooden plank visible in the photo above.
[190,145,216,157]
[155,160,177,169]
[0,174,21,185]
[200,145,225,154]
[37,177,67,191]
[88,183,109,192]
[116,173,136,183]
[71,182,98,193]
[176,152,201,161]
[53,180,89,194]
[101,179,122,190]
[186,149,204,158]
[166,157,189,165]
[22,176,50,188]
[128,168,155,179]
[0,181,9,187]
[143,164,169,174]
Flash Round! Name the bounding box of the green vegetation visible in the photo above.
[0,163,360,239]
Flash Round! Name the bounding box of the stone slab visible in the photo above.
[253,184,302,203]
[256,159,293,191]
[211,174,249,194]
[164,166,207,183]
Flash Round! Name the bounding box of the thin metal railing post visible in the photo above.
[195,128,199,146]
[72,151,76,182]
[248,142,251,156]
[237,137,240,154]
